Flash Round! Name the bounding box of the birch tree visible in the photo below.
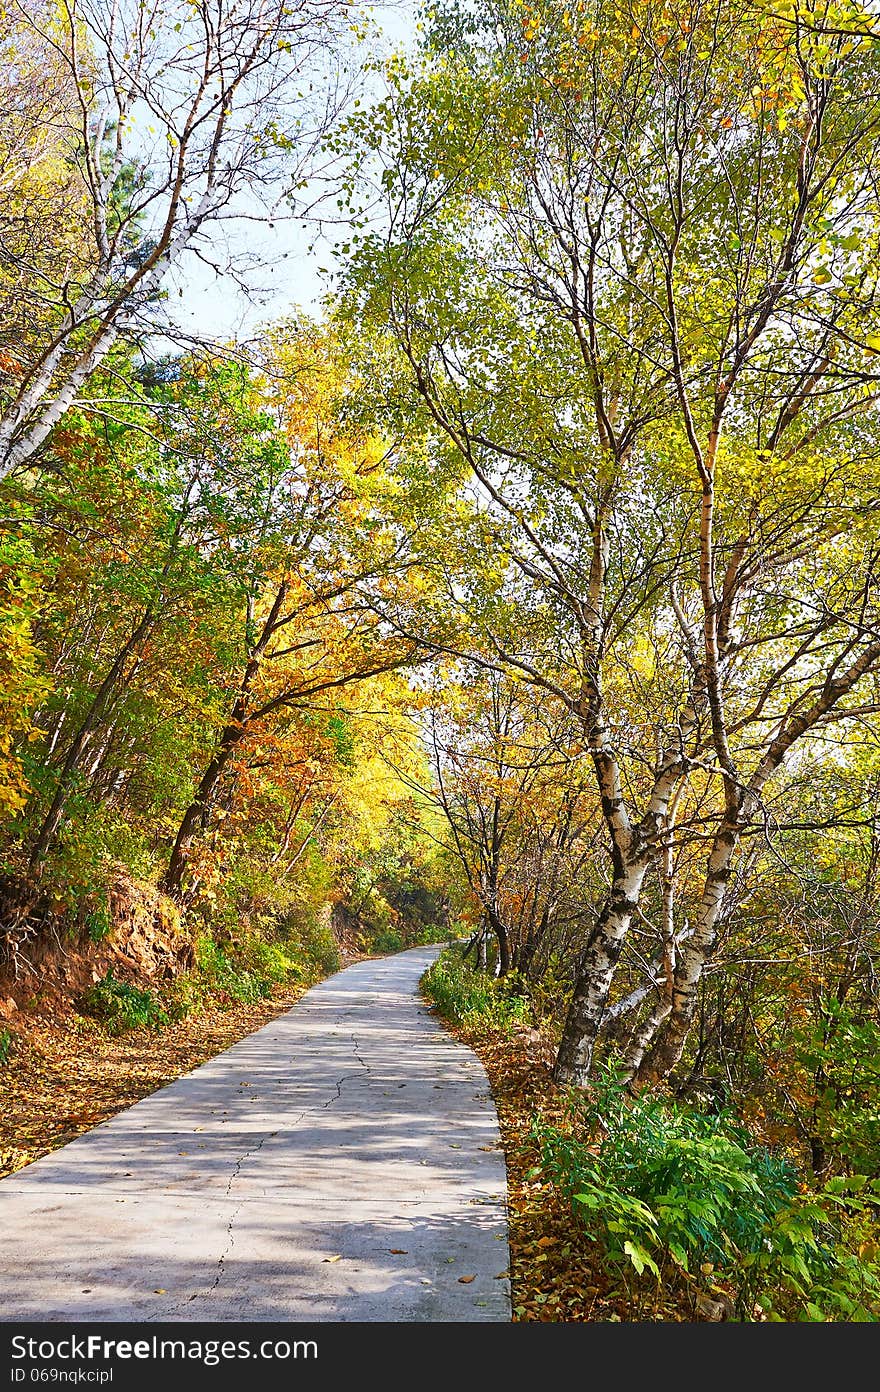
[0,0,350,481]
[340,0,880,1084]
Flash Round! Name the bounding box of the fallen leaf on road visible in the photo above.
[458,1275,476,1284]
[153,1289,166,1294]
[322,1256,342,1263]
[389,1249,408,1255]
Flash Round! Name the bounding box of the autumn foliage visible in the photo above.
[2,0,880,1324]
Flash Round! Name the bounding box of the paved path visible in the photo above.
[0,947,510,1321]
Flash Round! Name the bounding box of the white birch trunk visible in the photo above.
[634,821,738,1082]
[552,854,651,1085]
[0,197,214,480]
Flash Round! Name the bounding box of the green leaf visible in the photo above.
[623,1241,660,1279]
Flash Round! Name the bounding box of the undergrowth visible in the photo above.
[79,923,333,1035]
[423,947,880,1323]
[536,1065,880,1321]
[80,970,169,1034]
[422,946,532,1032]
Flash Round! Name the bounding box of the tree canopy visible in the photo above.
[3,0,880,1324]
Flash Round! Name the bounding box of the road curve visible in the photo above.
[0,946,510,1321]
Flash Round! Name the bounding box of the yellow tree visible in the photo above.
[341,0,880,1084]
[161,327,425,901]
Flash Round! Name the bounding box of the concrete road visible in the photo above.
[0,946,510,1322]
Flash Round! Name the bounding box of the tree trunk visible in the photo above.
[161,724,244,900]
[517,904,551,981]
[28,609,154,868]
[622,814,678,1078]
[162,581,290,901]
[0,190,214,481]
[552,857,649,1085]
[487,907,509,977]
[635,821,738,1083]
[477,925,488,971]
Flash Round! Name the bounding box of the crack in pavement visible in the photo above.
[169,1127,277,1316]
[322,1073,359,1106]
[173,1066,366,1314]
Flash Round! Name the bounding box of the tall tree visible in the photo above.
[22,353,292,869]
[404,666,599,979]
[0,0,350,481]
[340,0,880,1083]
[160,327,423,900]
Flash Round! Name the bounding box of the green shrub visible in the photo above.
[411,923,456,947]
[77,910,336,1036]
[743,1177,880,1321]
[192,936,272,1004]
[0,1028,13,1066]
[161,973,203,1021]
[422,948,531,1033]
[43,805,160,900]
[183,930,307,1009]
[80,969,169,1034]
[143,925,324,1027]
[371,928,404,954]
[84,900,112,943]
[235,936,300,985]
[536,1064,880,1320]
[292,915,340,977]
[793,997,880,1177]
